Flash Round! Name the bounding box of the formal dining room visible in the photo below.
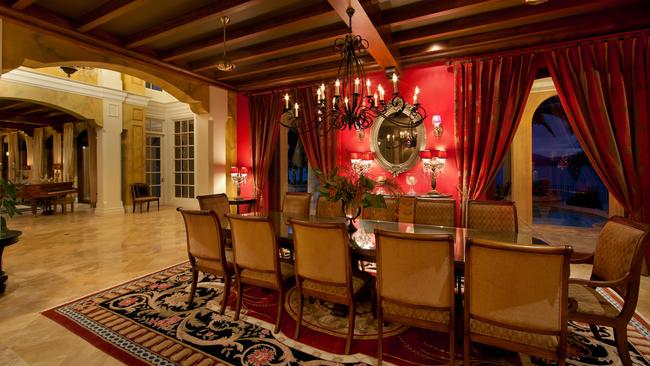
[0,0,649,365]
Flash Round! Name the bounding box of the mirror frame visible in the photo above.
[370,105,426,176]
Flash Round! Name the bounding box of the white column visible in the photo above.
[210,86,228,194]
[95,70,124,215]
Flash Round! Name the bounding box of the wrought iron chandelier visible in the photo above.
[280,6,426,134]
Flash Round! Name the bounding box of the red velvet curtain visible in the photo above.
[249,93,282,211]
[295,86,337,178]
[544,34,650,259]
[454,54,540,223]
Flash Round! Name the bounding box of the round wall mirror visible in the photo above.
[370,107,426,176]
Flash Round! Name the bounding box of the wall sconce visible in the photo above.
[432,115,443,137]
[350,152,373,176]
[230,166,248,198]
[420,149,448,196]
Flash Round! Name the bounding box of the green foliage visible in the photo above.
[0,178,18,219]
[314,168,388,209]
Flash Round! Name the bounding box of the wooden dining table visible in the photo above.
[226,211,547,269]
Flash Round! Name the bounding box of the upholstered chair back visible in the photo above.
[467,200,517,234]
[375,230,454,308]
[179,209,225,263]
[316,195,344,217]
[362,197,399,221]
[197,193,230,225]
[414,198,456,227]
[227,215,277,272]
[282,192,312,216]
[466,239,572,335]
[592,217,650,297]
[291,221,350,285]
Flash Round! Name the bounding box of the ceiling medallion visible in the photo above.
[216,16,235,72]
[280,6,426,134]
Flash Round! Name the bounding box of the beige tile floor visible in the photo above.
[0,206,648,365]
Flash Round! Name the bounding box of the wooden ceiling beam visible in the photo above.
[0,101,31,112]
[392,0,630,47]
[0,112,61,126]
[398,5,649,64]
[216,47,339,81]
[163,2,336,62]
[0,122,35,135]
[327,0,399,70]
[125,0,259,49]
[76,0,152,32]
[0,4,231,89]
[190,23,347,73]
[10,0,36,10]
[383,0,507,27]
[21,107,52,115]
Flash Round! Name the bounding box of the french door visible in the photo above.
[146,134,163,198]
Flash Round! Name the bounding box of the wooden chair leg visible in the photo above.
[157,200,160,211]
[274,288,284,334]
[147,201,150,212]
[449,327,455,366]
[463,332,471,366]
[614,324,632,366]
[295,293,304,339]
[234,281,243,321]
[345,301,356,354]
[70,202,74,213]
[187,269,198,307]
[133,201,136,213]
[377,305,383,366]
[219,275,230,315]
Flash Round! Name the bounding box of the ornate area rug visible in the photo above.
[43,262,650,365]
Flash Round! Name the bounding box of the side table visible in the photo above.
[229,197,256,214]
[0,230,22,294]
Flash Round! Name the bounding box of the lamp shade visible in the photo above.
[230,166,239,174]
[349,152,359,160]
[437,150,447,159]
[240,167,248,176]
[362,152,374,161]
[432,115,442,124]
[419,150,432,159]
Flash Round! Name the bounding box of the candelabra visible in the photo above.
[384,129,417,150]
[420,150,447,196]
[230,166,248,198]
[350,152,373,176]
[406,175,417,195]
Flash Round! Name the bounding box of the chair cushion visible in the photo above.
[470,318,559,351]
[301,276,365,298]
[568,283,619,319]
[383,300,449,325]
[240,262,294,285]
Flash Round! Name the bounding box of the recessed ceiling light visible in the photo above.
[524,0,549,5]
[428,43,446,52]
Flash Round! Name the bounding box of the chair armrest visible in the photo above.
[570,252,594,264]
[569,272,632,288]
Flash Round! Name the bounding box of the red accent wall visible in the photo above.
[336,64,458,201]
[236,93,254,197]
[236,64,458,202]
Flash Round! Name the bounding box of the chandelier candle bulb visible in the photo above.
[354,78,360,94]
[392,73,398,94]
[335,79,340,96]
[366,79,371,94]
[414,86,420,105]
[378,85,384,101]
[344,97,349,108]
[294,103,299,118]
[317,88,321,100]
[284,94,289,109]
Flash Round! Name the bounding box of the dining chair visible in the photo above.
[197,193,231,227]
[131,183,159,212]
[375,229,456,365]
[464,239,573,365]
[467,200,518,234]
[282,192,312,216]
[316,195,344,217]
[289,219,371,354]
[362,196,398,221]
[568,216,650,366]
[178,208,233,314]
[226,213,294,333]
[414,198,456,227]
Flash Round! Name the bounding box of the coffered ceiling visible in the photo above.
[1,0,648,92]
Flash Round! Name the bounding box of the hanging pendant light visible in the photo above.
[216,16,235,72]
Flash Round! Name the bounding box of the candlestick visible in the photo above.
[321,83,326,101]
[373,92,378,104]
[392,73,398,94]
[335,79,340,96]
[284,94,289,109]
[294,102,299,117]
[414,86,420,105]
[354,78,360,94]
[378,85,384,101]
[317,88,321,101]
[366,79,371,94]
[344,97,349,108]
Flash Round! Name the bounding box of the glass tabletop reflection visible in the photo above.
[232,211,545,265]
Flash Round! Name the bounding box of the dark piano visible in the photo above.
[17,182,77,215]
